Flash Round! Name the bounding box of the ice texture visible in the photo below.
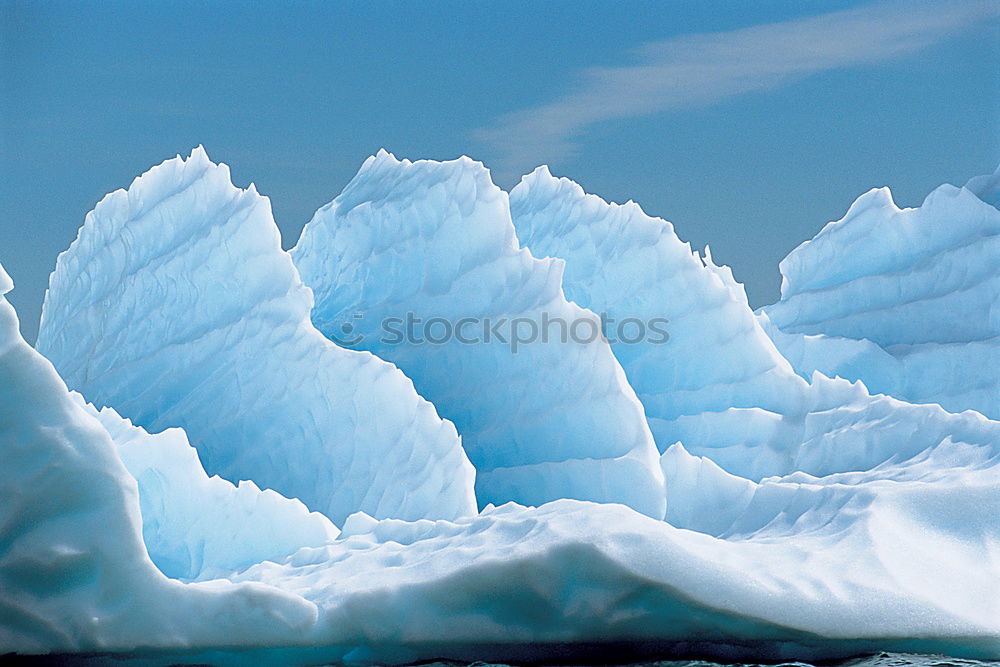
[77,395,338,581]
[761,173,1000,419]
[35,147,477,525]
[293,152,665,518]
[508,167,1000,482]
[0,262,321,654]
[510,167,806,456]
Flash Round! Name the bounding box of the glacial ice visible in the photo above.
[36,147,477,526]
[3,152,999,663]
[761,173,1000,419]
[0,262,322,654]
[510,167,807,452]
[292,151,665,518]
[509,167,1000,481]
[77,395,339,581]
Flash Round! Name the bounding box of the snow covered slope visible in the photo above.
[293,152,665,518]
[509,167,1000,480]
[761,174,1000,419]
[36,148,476,525]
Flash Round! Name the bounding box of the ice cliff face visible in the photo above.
[761,171,1000,419]
[3,153,999,663]
[36,148,476,526]
[293,151,665,518]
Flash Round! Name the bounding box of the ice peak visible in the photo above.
[339,151,500,218]
[513,164,582,205]
[189,144,211,165]
[519,164,555,187]
[827,186,900,231]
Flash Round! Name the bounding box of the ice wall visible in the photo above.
[36,148,477,525]
[293,152,665,518]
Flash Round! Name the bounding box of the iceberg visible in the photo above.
[292,151,665,518]
[11,245,996,660]
[761,172,1000,419]
[3,152,999,664]
[36,148,477,526]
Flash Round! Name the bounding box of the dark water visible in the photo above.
[5,652,998,667]
[421,656,998,667]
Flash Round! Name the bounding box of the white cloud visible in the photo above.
[474,0,998,179]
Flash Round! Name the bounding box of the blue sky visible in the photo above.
[2,0,998,341]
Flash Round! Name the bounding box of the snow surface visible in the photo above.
[293,151,665,518]
[3,152,1000,663]
[36,148,477,526]
[761,172,1000,419]
[231,476,1000,660]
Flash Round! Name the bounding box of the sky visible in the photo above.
[2,0,998,342]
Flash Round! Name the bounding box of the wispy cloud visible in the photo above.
[474,0,998,179]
